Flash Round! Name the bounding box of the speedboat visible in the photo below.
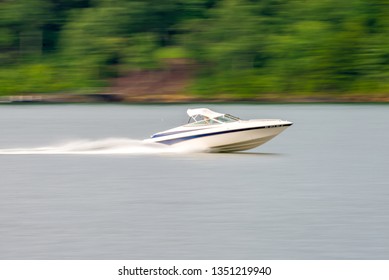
[144,108,293,152]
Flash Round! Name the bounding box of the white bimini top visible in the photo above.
[187,108,223,119]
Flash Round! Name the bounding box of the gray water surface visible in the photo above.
[0,104,388,259]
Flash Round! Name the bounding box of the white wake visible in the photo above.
[0,138,202,155]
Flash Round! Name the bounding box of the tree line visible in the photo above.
[1,0,389,96]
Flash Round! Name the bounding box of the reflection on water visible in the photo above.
[0,104,389,260]
[229,151,283,156]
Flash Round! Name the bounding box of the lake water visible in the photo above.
[0,104,388,259]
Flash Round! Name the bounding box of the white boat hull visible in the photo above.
[146,120,291,152]
[171,126,289,152]
[145,108,293,153]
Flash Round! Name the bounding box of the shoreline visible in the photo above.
[1,92,389,104]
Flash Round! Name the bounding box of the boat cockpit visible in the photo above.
[186,114,240,127]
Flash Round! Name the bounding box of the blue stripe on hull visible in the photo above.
[152,128,208,138]
[156,123,292,145]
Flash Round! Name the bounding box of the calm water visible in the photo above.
[0,104,388,259]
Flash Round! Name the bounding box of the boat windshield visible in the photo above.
[186,114,239,126]
[214,114,240,123]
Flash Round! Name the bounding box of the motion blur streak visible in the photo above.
[0,138,202,155]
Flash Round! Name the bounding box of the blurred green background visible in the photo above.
[1,0,389,100]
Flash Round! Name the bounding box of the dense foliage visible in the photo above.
[1,0,389,96]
